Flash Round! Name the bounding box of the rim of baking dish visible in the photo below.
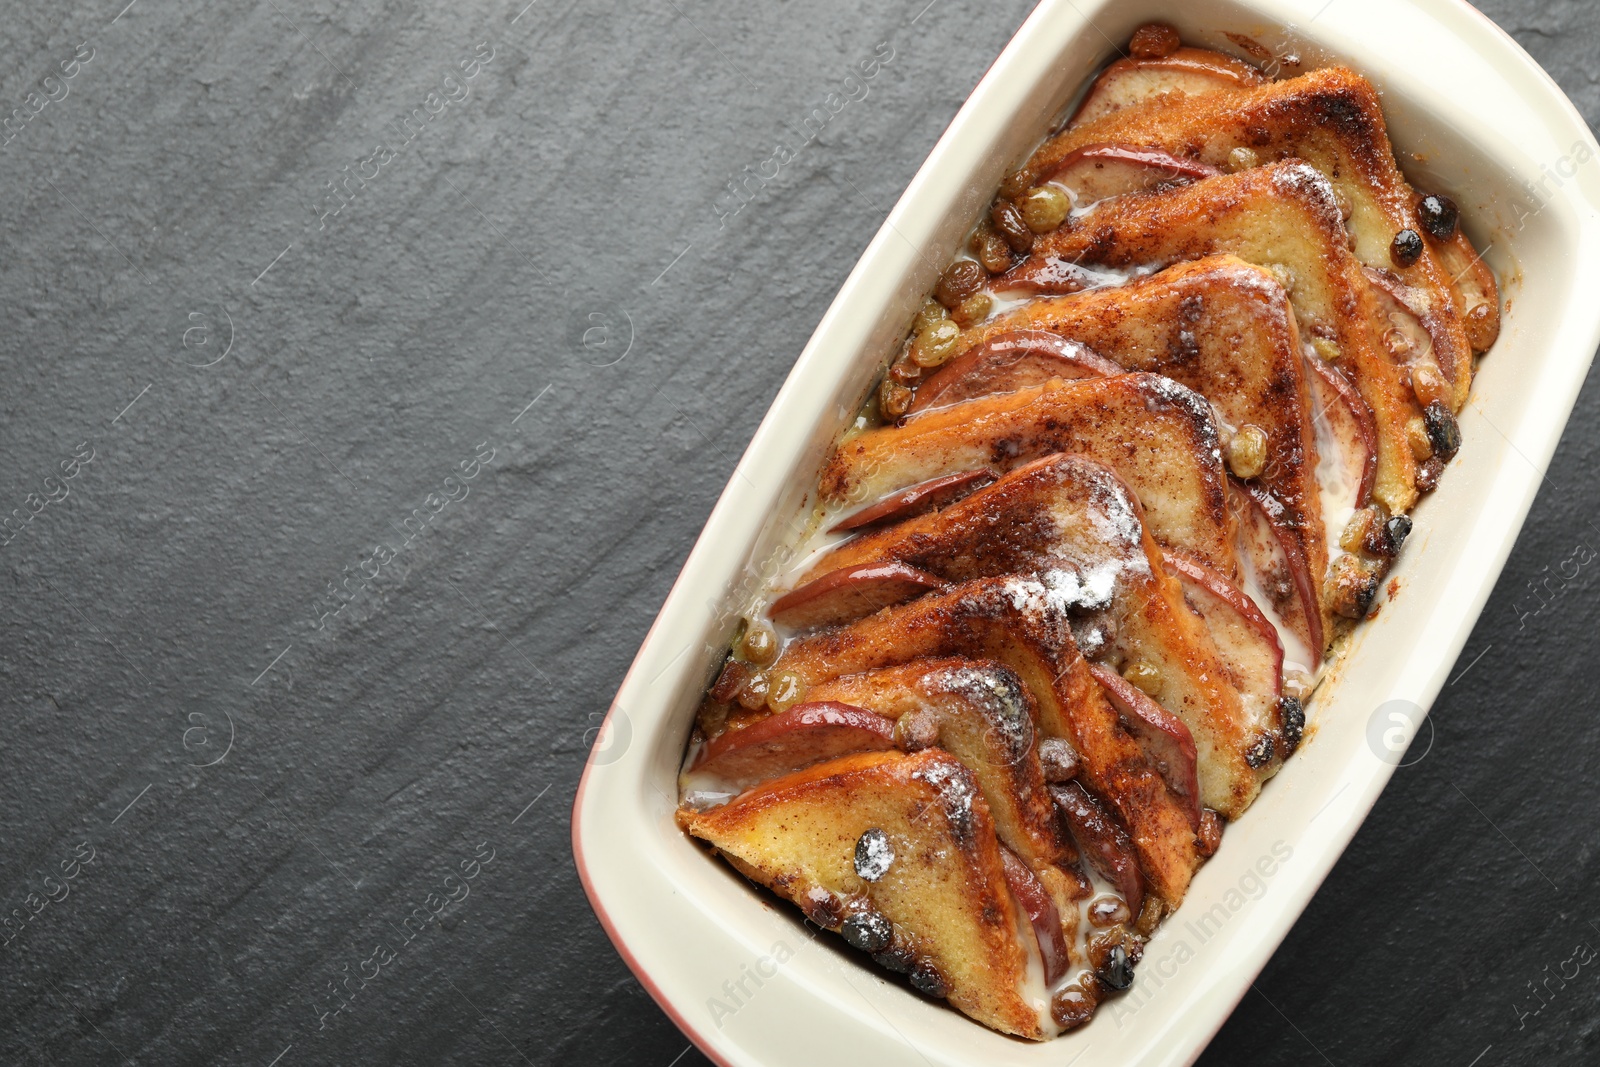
[575,1,1600,1064]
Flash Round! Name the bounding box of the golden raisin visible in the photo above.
[1226,146,1259,173]
[766,669,806,713]
[912,299,947,334]
[1339,508,1376,553]
[1128,22,1181,59]
[1310,337,1341,362]
[1406,416,1434,460]
[879,379,912,418]
[1227,425,1269,480]
[1022,186,1072,233]
[912,319,961,367]
[1411,360,1451,408]
[1122,661,1162,697]
[952,293,992,327]
[740,622,778,666]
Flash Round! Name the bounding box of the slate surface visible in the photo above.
[1,1,1596,1064]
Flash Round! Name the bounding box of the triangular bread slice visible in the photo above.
[1006,161,1422,514]
[768,576,1201,904]
[945,255,1329,649]
[805,659,1087,952]
[1035,63,1498,394]
[803,453,1277,816]
[679,749,1049,1038]
[821,374,1236,579]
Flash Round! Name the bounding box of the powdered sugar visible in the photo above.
[911,758,979,847]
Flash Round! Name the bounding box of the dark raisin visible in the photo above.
[1051,984,1096,1030]
[1423,400,1461,460]
[1416,456,1446,493]
[1384,515,1414,555]
[1417,194,1459,240]
[1390,228,1424,268]
[871,945,914,974]
[841,911,893,953]
[1278,696,1305,754]
[998,169,1033,202]
[709,660,751,704]
[935,260,984,309]
[854,828,894,881]
[1245,734,1275,769]
[991,199,1034,253]
[1098,944,1135,991]
[1198,809,1223,857]
[1354,573,1380,617]
[909,962,950,998]
[1038,737,1081,782]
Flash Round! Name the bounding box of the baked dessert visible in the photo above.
[677,22,1496,1040]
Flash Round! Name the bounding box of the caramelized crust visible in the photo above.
[822,374,1235,577]
[807,659,1086,961]
[963,255,1328,637]
[680,749,1047,1039]
[770,577,1202,904]
[804,453,1270,816]
[1040,65,1498,399]
[1008,162,1421,514]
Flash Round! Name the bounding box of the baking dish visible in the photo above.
[574,0,1600,1063]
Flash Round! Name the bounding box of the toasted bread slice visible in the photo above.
[1040,64,1498,397]
[1006,161,1422,514]
[952,255,1329,641]
[822,374,1235,579]
[804,454,1272,816]
[806,659,1088,963]
[770,577,1201,904]
[679,749,1049,1038]
[806,660,1074,872]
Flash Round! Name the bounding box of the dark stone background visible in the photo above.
[0,0,1594,1064]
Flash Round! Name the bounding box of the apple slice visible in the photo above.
[1303,353,1378,511]
[1233,480,1324,665]
[908,331,1121,414]
[1362,266,1446,371]
[1086,664,1200,829]
[830,469,996,533]
[770,561,943,630]
[1049,781,1145,919]
[990,257,1114,297]
[1039,143,1220,206]
[692,702,897,782]
[999,846,1070,984]
[1162,549,1284,744]
[1070,48,1267,127]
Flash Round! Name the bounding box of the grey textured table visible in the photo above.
[1,1,1596,1064]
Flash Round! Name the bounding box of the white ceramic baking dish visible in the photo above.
[574,0,1600,1063]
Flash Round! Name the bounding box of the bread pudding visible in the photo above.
[676,23,1496,1040]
